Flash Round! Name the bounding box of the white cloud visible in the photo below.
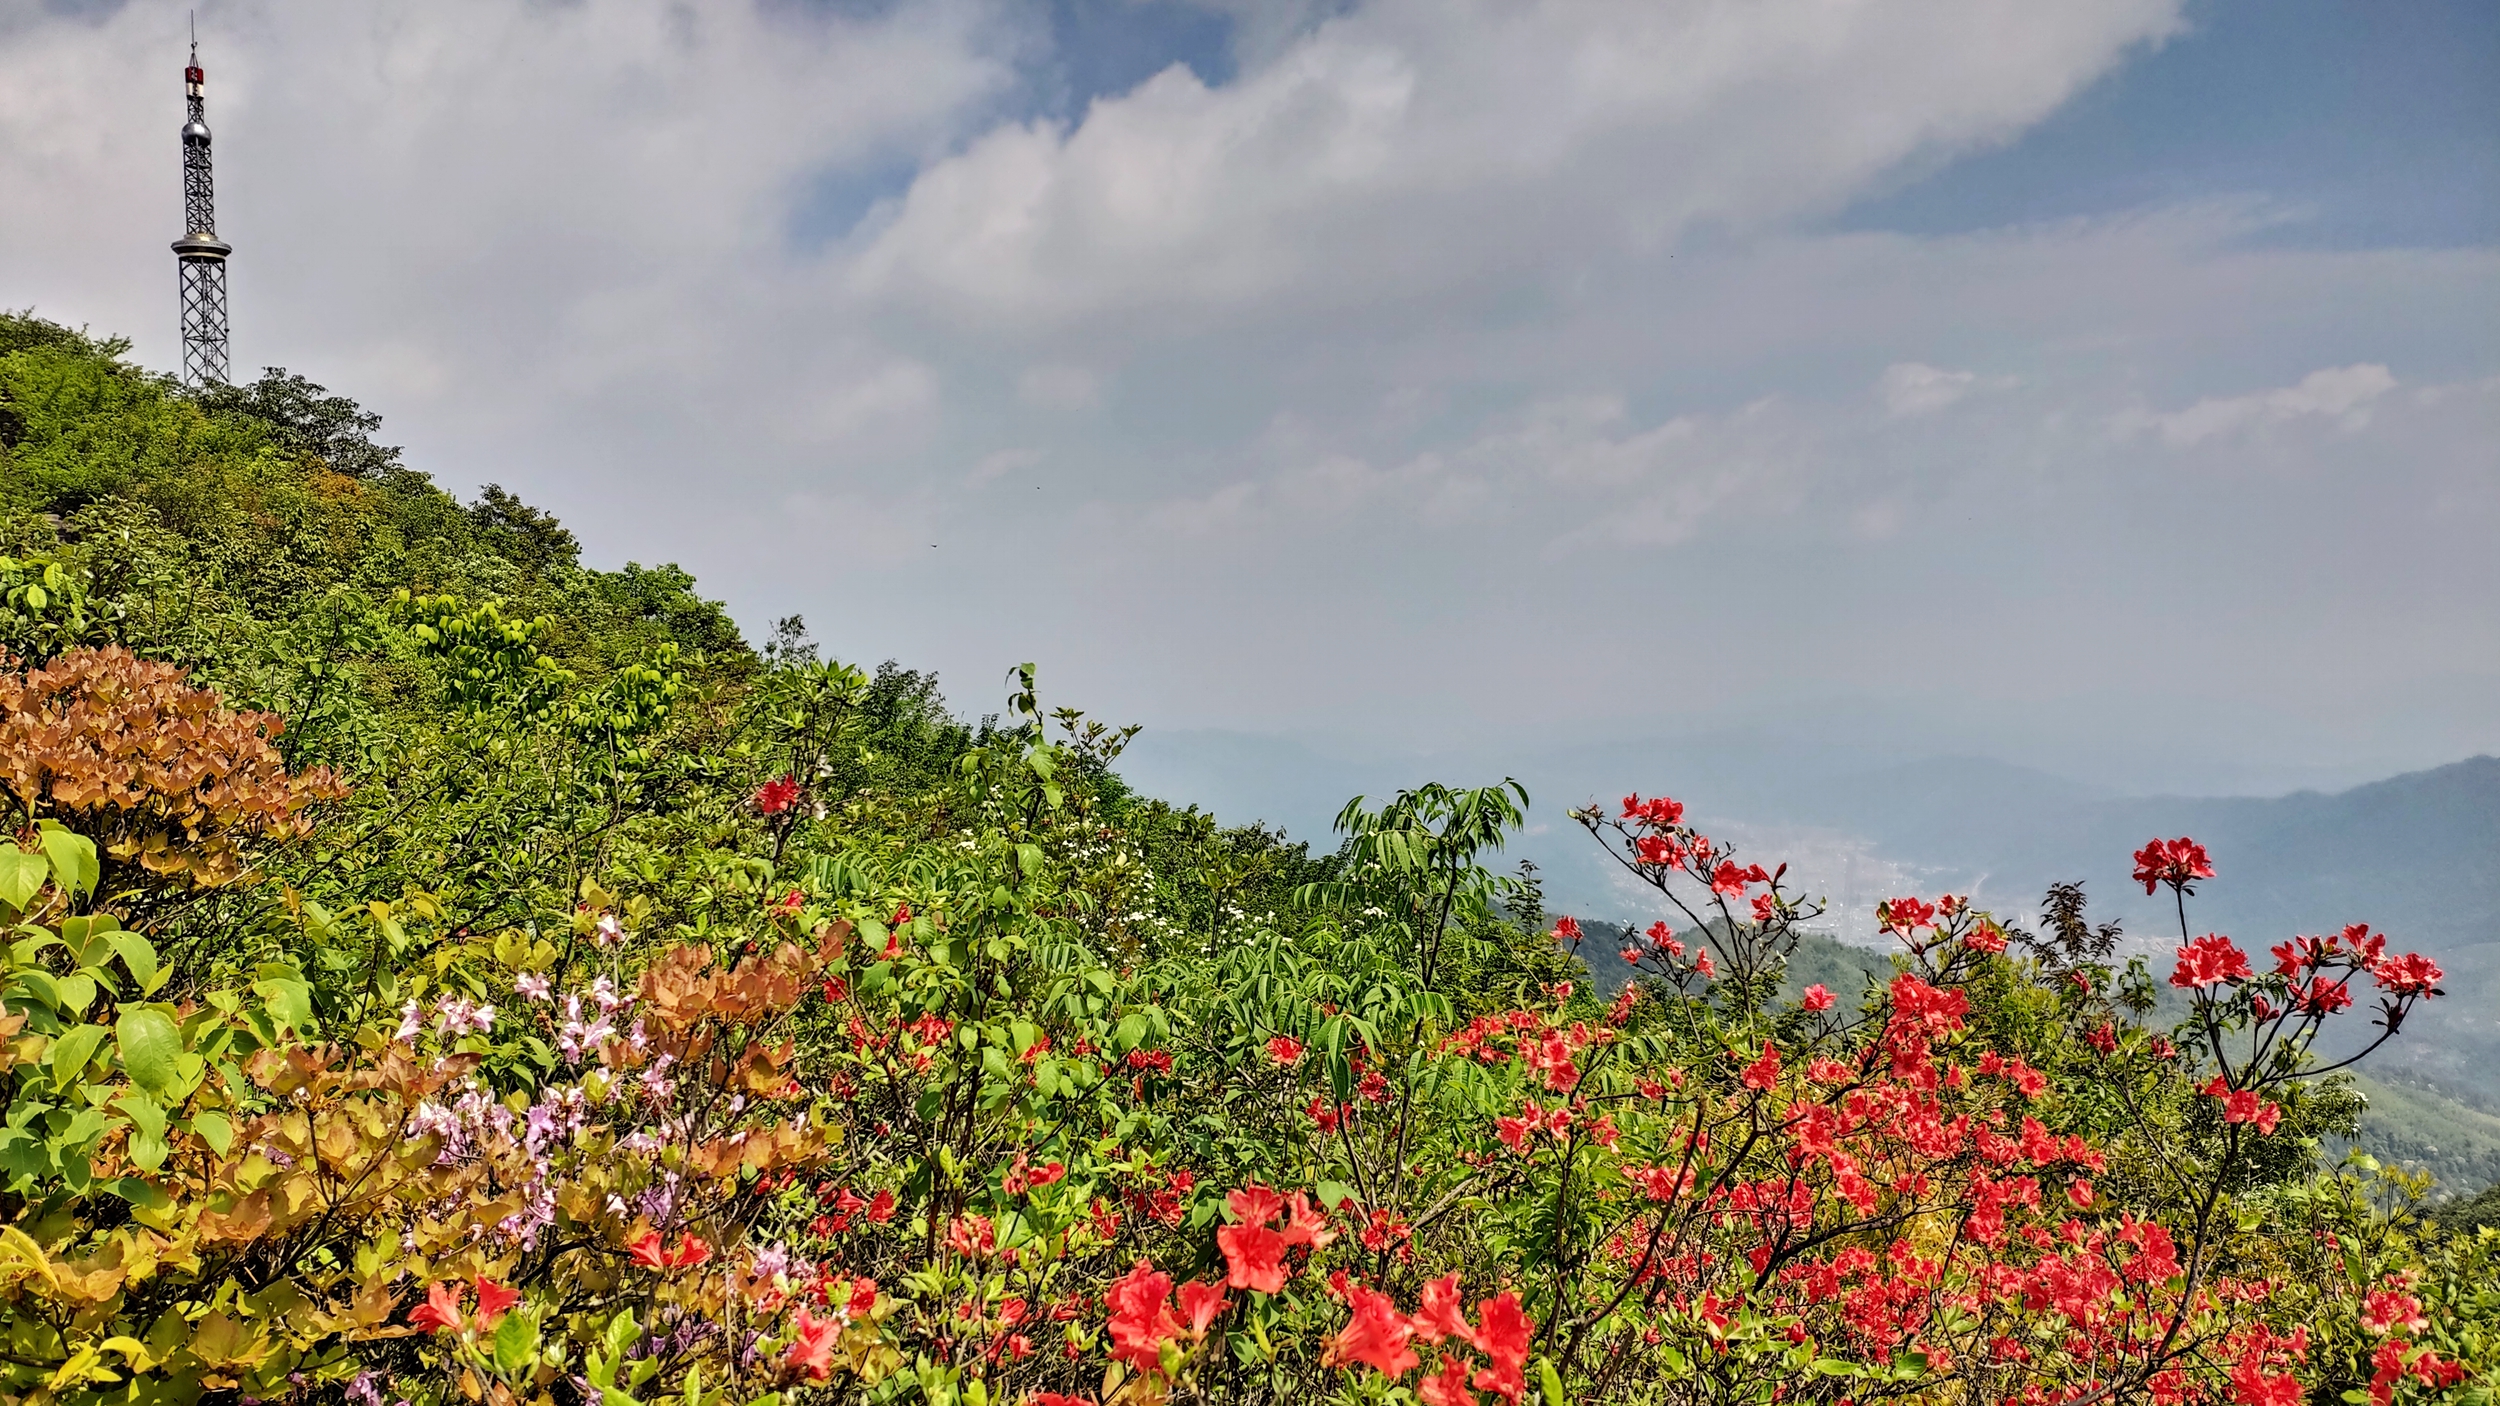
[972,446,1045,482]
[6,0,2494,786]
[1017,363,1103,410]
[2123,364,2399,446]
[1878,362,1979,416]
[0,0,1019,422]
[851,0,2186,326]
[796,359,942,449]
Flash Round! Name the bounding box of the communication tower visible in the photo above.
[172,26,232,386]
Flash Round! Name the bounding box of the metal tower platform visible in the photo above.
[174,33,232,387]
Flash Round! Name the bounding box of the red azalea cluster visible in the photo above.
[1120,1165,1196,1227]
[1216,1183,1335,1293]
[1710,860,1771,899]
[2196,923,2446,1007]
[1621,792,1686,827]
[1266,1034,1306,1065]
[1002,1151,1067,1197]
[627,1231,713,1271]
[406,1277,521,1334]
[2170,933,2255,989]
[2133,835,2215,894]
[1877,896,1939,936]
[754,773,801,816]
[1738,1043,1781,1091]
[2356,1280,2464,1405]
[1103,1260,1227,1376]
[805,1184,897,1238]
[1318,1271,1534,1405]
[2198,1077,2283,1134]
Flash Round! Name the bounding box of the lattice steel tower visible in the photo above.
[171,31,232,387]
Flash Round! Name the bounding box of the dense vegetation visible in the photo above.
[0,312,2493,1405]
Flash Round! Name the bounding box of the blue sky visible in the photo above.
[4,0,2494,819]
[1844,0,2497,250]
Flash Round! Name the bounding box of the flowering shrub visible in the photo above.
[0,639,2489,1406]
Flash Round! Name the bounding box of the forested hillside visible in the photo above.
[1,311,2492,1405]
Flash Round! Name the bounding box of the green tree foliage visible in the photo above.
[0,311,2490,1405]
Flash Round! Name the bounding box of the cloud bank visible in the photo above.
[3,0,2493,796]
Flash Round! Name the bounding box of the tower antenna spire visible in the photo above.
[172,17,232,387]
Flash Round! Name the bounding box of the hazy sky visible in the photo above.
[6,0,2495,797]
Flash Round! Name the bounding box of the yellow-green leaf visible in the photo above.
[116,1008,183,1099]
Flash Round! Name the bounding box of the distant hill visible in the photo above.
[1808,758,2500,1089]
[1120,730,2500,1187]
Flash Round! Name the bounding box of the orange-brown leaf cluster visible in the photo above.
[0,645,349,886]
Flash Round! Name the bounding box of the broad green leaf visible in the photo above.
[187,1110,234,1155]
[492,1308,539,1375]
[50,1023,110,1089]
[116,1008,183,1099]
[60,914,120,967]
[253,963,314,1033]
[603,1310,639,1362]
[112,1090,165,1141]
[35,825,98,900]
[8,968,67,1013]
[110,931,162,996]
[0,847,46,912]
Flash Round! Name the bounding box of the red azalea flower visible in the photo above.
[2360,1287,2428,1336]
[1217,1222,1290,1295]
[407,1280,464,1333]
[472,1278,520,1328]
[1551,916,1583,943]
[2169,934,2253,989]
[1266,1035,1306,1065]
[754,774,801,816]
[2132,836,2215,894]
[2371,951,2444,996]
[1468,1292,1534,1402]
[1409,1273,1471,1344]
[1738,1043,1781,1091]
[1420,1354,1480,1406]
[1633,834,1683,867]
[1175,1279,1228,1338]
[1226,1183,1285,1226]
[1325,1282,1419,1377]
[625,1231,668,1269]
[1104,1260,1181,1375]
[1800,984,1834,1012]
[1710,861,1768,898]
[1281,1191,1336,1249]
[2227,1359,2302,1406]
[785,1305,839,1381]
